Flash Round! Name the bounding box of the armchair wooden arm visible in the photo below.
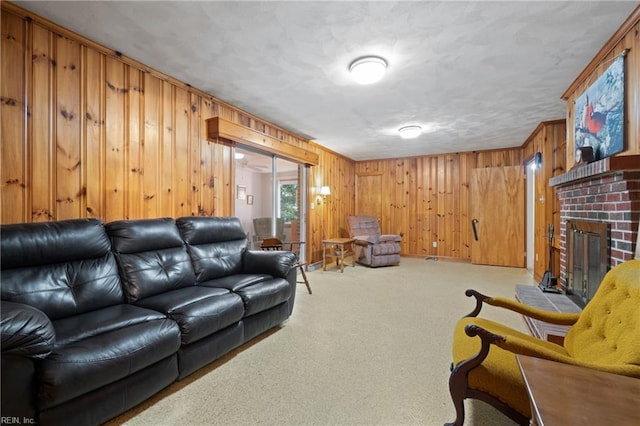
[448,260,640,426]
[464,288,581,325]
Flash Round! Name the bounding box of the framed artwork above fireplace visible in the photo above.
[574,53,625,164]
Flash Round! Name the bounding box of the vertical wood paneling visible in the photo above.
[127,68,143,219]
[30,24,54,221]
[173,87,190,217]
[522,120,566,282]
[307,146,355,263]
[55,34,82,220]
[199,98,215,217]
[161,81,174,217]
[189,93,202,216]
[84,47,105,219]
[459,154,471,260]
[1,11,27,223]
[0,6,307,239]
[104,57,126,222]
[143,74,161,218]
[355,149,522,262]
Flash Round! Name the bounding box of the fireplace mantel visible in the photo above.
[549,155,640,188]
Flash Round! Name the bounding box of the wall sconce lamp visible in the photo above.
[316,186,331,205]
[530,152,542,170]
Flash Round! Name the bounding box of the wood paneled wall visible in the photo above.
[522,120,567,281]
[355,149,523,261]
[562,6,640,165]
[307,144,356,263]
[0,5,315,225]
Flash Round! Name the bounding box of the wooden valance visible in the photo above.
[206,117,319,166]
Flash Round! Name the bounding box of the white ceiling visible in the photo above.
[16,1,637,161]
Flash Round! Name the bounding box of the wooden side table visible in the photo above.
[517,355,640,426]
[322,238,355,272]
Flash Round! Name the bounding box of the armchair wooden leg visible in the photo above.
[445,361,469,426]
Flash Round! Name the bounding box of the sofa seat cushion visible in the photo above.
[202,275,291,317]
[201,274,271,291]
[40,305,180,409]
[136,286,245,345]
[453,316,569,418]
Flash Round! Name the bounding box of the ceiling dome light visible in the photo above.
[398,125,422,139]
[234,152,245,160]
[349,56,387,85]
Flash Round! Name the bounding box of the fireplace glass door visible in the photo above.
[567,220,609,307]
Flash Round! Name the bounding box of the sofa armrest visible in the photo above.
[463,289,580,325]
[242,250,296,278]
[1,301,55,358]
[380,234,401,243]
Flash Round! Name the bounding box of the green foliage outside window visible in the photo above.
[280,183,298,222]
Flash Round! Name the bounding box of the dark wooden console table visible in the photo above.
[517,355,640,425]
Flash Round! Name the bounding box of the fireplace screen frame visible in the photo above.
[566,220,609,307]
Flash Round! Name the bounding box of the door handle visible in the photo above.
[472,219,479,241]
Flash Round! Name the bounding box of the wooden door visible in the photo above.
[470,166,525,267]
[355,173,383,219]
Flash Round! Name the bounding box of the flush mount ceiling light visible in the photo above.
[398,125,422,139]
[349,56,387,85]
[234,152,245,160]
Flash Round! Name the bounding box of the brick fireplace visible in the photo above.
[550,155,640,304]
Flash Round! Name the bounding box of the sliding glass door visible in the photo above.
[234,146,306,263]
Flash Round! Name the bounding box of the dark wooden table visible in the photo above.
[516,355,640,426]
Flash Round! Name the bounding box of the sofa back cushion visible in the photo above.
[106,218,196,303]
[176,216,247,282]
[0,219,123,320]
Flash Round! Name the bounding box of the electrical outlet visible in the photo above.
[432,241,437,248]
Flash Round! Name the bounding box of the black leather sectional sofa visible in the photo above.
[1,216,297,425]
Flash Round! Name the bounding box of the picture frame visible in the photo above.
[237,185,246,200]
[574,53,625,164]
[246,195,254,205]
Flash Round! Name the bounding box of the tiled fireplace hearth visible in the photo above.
[550,155,640,303]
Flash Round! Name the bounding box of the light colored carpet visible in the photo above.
[107,258,536,426]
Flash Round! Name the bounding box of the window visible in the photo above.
[279,181,298,223]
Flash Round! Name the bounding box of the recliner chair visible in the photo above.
[346,215,401,267]
[446,259,640,426]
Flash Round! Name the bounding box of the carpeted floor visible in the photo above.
[107,257,536,426]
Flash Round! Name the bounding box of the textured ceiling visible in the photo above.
[15,1,637,161]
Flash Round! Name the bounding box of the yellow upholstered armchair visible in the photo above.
[446,259,640,426]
